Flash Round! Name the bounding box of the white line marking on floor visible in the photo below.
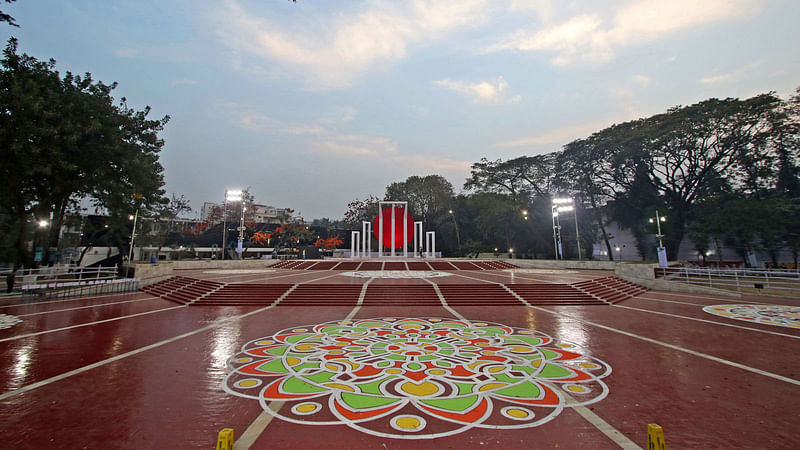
[0,305,186,343]
[234,272,365,450]
[0,304,267,400]
[529,304,800,387]
[613,304,800,340]
[234,402,285,450]
[0,291,149,309]
[433,276,641,449]
[451,270,800,386]
[17,296,166,317]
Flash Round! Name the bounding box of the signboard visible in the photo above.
[236,240,243,254]
[657,247,668,268]
[34,248,43,262]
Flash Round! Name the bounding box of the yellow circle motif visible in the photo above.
[579,363,598,369]
[390,415,426,432]
[292,328,308,333]
[237,357,253,363]
[386,369,402,374]
[296,403,318,413]
[428,369,446,375]
[558,343,573,348]
[567,385,587,393]
[506,408,530,418]
[238,379,259,388]
[256,340,274,345]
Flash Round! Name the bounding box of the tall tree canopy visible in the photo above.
[0,38,170,266]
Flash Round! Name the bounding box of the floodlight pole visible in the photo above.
[221,196,227,260]
[127,208,138,263]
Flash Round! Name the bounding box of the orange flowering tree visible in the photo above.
[314,236,343,251]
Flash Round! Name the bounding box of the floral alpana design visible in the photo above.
[703,304,800,329]
[223,318,611,439]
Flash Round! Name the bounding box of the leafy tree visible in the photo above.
[384,175,454,225]
[464,154,557,197]
[343,195,380,229]
[0,38,170,267]
[1,0,17,27]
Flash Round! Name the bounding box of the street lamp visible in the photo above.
[509,248,514,259]
[448,209,461,255]
[648,210,667,248]
[649,210,667,267]
[615,245,622,261]
[521,210,528,220]
[552,197,581,260]
[237,205,246,256]
[127,211,138,263]
[223,189,243,260]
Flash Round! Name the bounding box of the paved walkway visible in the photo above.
[0,265,798,448]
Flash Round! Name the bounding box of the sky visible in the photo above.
[2,0,799,220]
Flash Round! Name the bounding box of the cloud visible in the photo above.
[485,0,765,66]
[225,103,327,135]
[214,0,489,90]
[498,121,605,148]
[497,111,652,150]
[315,135,398,156]
[700,60,764,85]
[433,76,522,104]
[632,74,653,86]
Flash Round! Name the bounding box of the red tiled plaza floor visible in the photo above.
[1,262,798,448]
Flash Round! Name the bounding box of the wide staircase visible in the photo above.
[196,284,293,306]
[140,276,223,305]
[507,283,606,306]
[277,284,363,307]
[363,285,441,306]
[437,284,523,306]
[268,259,519,271]
[142,275,647,307]
[571,276,649,304]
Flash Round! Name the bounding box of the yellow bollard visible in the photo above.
[647,423,665,450]
[217,428,234,450]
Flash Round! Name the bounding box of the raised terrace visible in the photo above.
[1,259,798,449]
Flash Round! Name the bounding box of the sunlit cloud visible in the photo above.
[498,122,605,148]
[214,0,489,90]
[315,135,398,156]
[700,60,764,86]
[433,76,522,104]
[485,0,764,66]
[225,103,327,135]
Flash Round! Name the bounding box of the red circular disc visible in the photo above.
[372,207,414,249]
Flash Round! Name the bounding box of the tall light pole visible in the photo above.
[552,197,581,260]
[237,204,246,257]
[127,210,138,263]
[649,210,668,267]
[649,210,667,247]
[551,204,560,259]
[448,209,461,256]
[223,189,243,260]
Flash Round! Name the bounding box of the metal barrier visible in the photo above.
[656,266,800,295]
[1,265,139,299]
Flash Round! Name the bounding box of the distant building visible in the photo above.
[251,204,293,224]
[200,202,219,221]
[200,201,297,224]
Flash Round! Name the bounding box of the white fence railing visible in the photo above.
[657,266,800,294]
[1,264,139,298]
